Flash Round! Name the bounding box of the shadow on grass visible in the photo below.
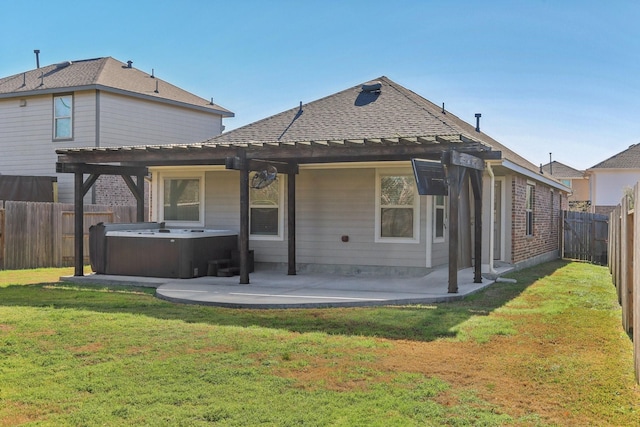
[0,260,570,342]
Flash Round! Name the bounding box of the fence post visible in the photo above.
[634,183,640,384]
[0,206,4,270]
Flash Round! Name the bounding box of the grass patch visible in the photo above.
[0,261,637,425]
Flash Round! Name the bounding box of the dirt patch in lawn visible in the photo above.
[276,318,637,426]
[379,337,583,425]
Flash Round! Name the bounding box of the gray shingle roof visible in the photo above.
[0,57,233,116]
[541,161,584,178]
[590,143,640,169]
[209,76,539,173]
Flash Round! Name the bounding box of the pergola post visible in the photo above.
[287,172,296,275]
[447,164,467,293]
[74,172,84,277]
[238,151,250,284]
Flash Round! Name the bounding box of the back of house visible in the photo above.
[58,76,570,276]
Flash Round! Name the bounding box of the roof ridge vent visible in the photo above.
[55,61,72,69]
[361,81,382,93]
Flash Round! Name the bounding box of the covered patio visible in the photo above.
[55,77,507,294]
[56,134,499,294]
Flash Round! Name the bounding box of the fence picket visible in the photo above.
[563,210,608,264]
[0,201,137,269]
[611,186,639,384]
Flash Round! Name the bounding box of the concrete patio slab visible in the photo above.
[62,264,514,308]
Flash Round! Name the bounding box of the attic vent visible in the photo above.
[55,61,72,69]
[361,81,382,93]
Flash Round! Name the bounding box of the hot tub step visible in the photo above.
[217,267,240,277]
[207,259,231,276]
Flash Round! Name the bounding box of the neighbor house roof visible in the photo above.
[541,161,584,178]
[0,57,233,117]
[589,143,640,169]
[209,76,541,175]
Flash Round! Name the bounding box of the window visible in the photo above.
[550,191,555,230]
[526,183,535,236]
[53,94,72,139]
[250,177,283,239]
[376,172,418,241]
[434,195,447,242]
[162,177,202,224]
[560,179,571,188]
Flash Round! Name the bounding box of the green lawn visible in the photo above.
[0,261,637,426]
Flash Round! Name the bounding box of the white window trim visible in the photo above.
[433,195,447,243]
[157,171,205,227]
[53,93,73,141]
[250,175,285,241]
[374,168,420,244]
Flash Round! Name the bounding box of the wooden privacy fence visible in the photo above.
[563,210,609,265]
[609,185,640,384]
[0,201,137,270]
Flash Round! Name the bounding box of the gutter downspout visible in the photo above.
[486,161,497,274]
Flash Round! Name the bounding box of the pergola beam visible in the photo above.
[56,140,493,166]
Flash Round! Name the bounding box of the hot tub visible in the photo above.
[89,223,238,278]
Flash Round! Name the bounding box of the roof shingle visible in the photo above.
[589,143,640,169]
[541,161,584,178]
[209,76,539,173]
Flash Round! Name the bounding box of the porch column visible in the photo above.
[74,171,84,277]
[238,151,250,284]
[287,172,296,275]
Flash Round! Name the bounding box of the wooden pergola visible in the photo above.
[56,134,501,293]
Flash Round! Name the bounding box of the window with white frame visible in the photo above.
[433,195,447,242]
[162,176,203,225]
[526,182,535,236]
[250,177,283,239]
[376,172,418,241]
[53,94,73,140]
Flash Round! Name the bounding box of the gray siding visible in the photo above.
[201,166,429,269]
[99,92,222,147]
[0,94,55,176]
[0,90,224,203]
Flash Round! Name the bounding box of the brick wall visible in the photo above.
[594,205,616,216]
[94,175,149,215]
[511,175,567,264]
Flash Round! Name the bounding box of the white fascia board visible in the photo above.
[0,84,234,117]
[501,159,571,193]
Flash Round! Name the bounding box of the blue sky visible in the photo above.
[1,0,638,170]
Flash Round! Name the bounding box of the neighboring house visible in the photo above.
[586,143,640,215]
[57,76,569,281]
[541,161,589,211]
[0,57,233,204]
